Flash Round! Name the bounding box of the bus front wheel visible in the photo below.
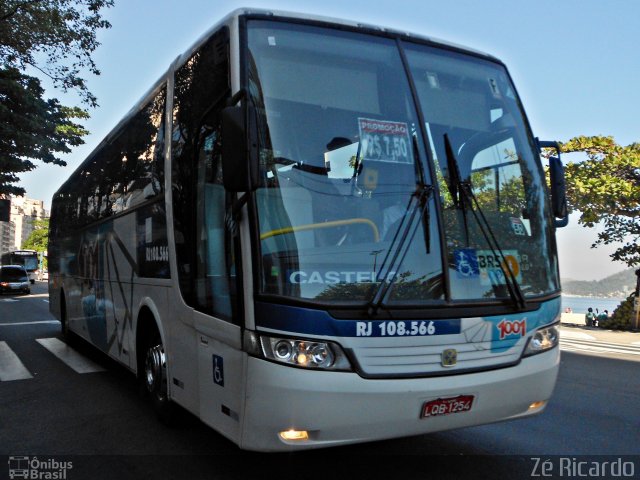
[141,331,176,424]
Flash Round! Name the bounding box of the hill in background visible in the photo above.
[562,268,637,298]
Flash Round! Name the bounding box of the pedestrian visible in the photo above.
[585,307,596,327]
[597,309,608,328]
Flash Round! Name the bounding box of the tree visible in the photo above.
[0,0,113,195]
[22,218,48,270]
[0,67,89,195]
[560,136,640,268]
[0,0,113,106]
[22,216,48,249]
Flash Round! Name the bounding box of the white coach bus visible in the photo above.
[48,8,568,451]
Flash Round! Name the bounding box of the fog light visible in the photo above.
[529,400,547,410]
[279,429,309,441]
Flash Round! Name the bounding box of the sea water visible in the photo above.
[561,295,625,314]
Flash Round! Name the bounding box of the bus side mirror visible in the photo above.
[549,156,568,225]
[221,105,259,192]
[538,140,569,228]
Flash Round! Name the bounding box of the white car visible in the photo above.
[0,265,31,295]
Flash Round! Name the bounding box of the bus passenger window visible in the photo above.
[171,26,236,321]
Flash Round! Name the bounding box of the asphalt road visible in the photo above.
[1,283,639,480]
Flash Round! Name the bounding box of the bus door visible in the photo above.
[194,310,243,442]
[170,25,244,440]
[191,123,244,440]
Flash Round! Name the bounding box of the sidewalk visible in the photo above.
[560,312,590,327]
[560,313,640,344]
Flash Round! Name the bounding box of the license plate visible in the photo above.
[421,395,474,418]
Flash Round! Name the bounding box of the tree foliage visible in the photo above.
[21,217,48,251]
[599,293,636,331]
[0,0,113,195]
[0,0,113,106]
[0,67,89,195]
[560,136,640,267]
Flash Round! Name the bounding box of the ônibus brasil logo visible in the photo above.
[8,456,72,479]
[496,318,526,340]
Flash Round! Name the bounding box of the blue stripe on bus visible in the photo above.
[254,296,561,344]
[255,302,461,337]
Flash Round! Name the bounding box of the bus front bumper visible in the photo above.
[240,347,559,451]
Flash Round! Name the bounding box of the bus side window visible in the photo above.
[171,27,235,321]
[194,126,234,320]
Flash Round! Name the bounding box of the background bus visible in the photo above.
[48,9,567,451]
[1,249,38,284]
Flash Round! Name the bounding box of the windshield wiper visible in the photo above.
[367,134,433,317]
[367,184,433,317]
[443,134,527,311]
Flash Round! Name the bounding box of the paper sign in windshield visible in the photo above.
[477,249,528,286]
[454,248,529,286]
[358,118,413,164]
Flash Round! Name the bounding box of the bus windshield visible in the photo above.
[3,251,38,272]
[403,44,560,301]
[247,20,559,305]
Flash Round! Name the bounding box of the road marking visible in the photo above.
[36,338,105,373]
[0,320,60,327]
[25,293,49,299]
[0,299,19,303]
[0,341,33,381]
[42,299,49,303]
[559,330,596,341]
[560,339,640,356]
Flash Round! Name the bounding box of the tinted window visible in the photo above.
[171,27,237,320]
[0,267,28,282]
[54,87,167,232]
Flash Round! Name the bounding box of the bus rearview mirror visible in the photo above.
[548,155,568,225]
[221,105,259,192]
[538,139,569,227]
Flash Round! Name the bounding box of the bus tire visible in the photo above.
[60,293,71,341]
[141,328,177,425]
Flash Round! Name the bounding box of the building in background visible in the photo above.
[0,217,15,256]
[0,195,48,257]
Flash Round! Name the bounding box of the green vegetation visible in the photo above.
[0,68,90,195]
[0,0,114,195]
[598,293,637,331]
[551,136,639,330]
[561,136,640,268]
[22,218,48,269]
[22,218,48,252]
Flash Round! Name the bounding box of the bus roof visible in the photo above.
[174,8,499,78]
[54,8,501,198]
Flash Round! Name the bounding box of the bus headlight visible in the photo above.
[523,325,559,357]
[259,335,352,371]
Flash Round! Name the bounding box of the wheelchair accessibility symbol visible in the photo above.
[213,354,224,387]
[454,248,479,278]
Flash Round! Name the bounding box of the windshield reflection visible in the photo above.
[247,20,559,305]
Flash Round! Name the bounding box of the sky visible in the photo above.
[19,0,639,282]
